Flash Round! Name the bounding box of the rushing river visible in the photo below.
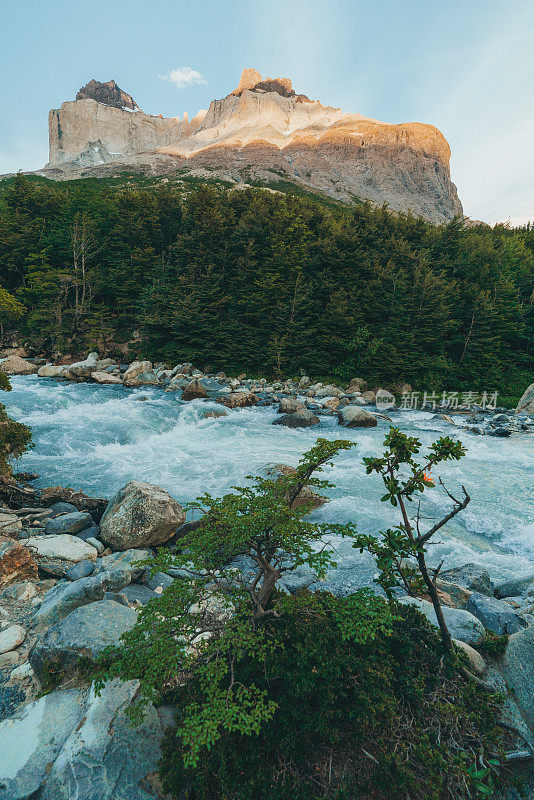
[4,376,534,591]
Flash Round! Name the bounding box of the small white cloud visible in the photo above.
[159,67,206,90]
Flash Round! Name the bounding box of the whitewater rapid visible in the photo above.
[4,376,534,589]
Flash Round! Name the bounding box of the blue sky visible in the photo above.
[2,0,533,222]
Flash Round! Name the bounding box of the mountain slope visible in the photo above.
[43,69,462,223]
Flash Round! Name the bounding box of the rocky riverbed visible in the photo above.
[1,351,534,798]
[1,349,533,436]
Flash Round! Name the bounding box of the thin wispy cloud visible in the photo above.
[159,67,206,89]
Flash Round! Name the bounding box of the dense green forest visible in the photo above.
[0,174,532,394]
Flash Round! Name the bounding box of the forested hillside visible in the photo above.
[1,174,532,394]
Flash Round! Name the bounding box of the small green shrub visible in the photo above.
[479,631,509,657]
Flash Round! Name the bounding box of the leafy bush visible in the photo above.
[159,596,505,800]
[354,427,469,655]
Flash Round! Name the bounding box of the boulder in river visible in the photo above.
[99,482,185,551]
[277,397,306,414]
[91,371,123,384]
[37,364,66,378]
[126,370,160,387]
[361,390,376,403]
[123,360,152,385]
[218,391,258,408]
[182,378,208,400]
[0,355,38,375]
[273,407,319,428]
[315,385,342,398]
[338,406,378,428]
[67,352,100,379]
[29,599,138,679]
[200,404,230,419]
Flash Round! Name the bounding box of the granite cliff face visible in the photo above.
[45,72,462,223]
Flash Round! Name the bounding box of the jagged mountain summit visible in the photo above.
[75,79,140,111]
[44,69,462,222]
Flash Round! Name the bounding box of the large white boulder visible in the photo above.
[338,406,378,428]
[67,352,100,379]
[99,481,185,551]
[25,534,98,576]
[123,360,152,385]
[91,371,123,384]
[37,364,67,378]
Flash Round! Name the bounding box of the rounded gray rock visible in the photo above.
[338,406,378,428]
[29,599,138,680]
[44,511,93,536]
[99,481,185,551]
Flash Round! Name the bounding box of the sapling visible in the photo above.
[354,426,470,655]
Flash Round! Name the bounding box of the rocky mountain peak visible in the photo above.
[230,68,309,101]
[232,68,263,95]
[75,79,140,111]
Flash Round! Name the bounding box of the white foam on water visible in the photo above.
[5,376,534,585]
